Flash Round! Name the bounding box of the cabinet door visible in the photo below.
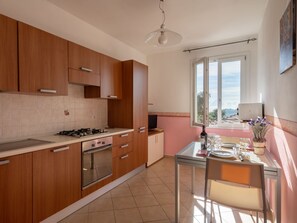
[33,143,81,223]
[133,130,148,168]
[0,153,32,223]
[0,14,18,92]
[100,54,122,99]
[133,61,148,130]
[18,22,68,95]
[68,41,101,86]
[148,132,165,166]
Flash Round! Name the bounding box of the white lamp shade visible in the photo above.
[145,27,182,47]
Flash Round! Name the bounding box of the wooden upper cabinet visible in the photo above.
[84,54,122,99]
[0,14,18,92]
[0,153,33,223]
[68,41,101,86]
[33,143,81,223]
[18,22,68,95]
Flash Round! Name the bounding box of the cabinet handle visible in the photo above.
[107,95,118,99]
[52,146,69,153]
[139,126,145,130]
[139,130,145,133]
[120,134,129,137]
[0,160,10,165]
[120,144,129,148]
[80,67,93,72]
[39,89,57,94]
[120,154,129,159]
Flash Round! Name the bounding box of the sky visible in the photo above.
[196,60,241,112]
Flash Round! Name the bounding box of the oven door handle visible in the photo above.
[83,144,112,154]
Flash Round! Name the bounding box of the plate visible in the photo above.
[211,150,234,158]
[221,143,236,148]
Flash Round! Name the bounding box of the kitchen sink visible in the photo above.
[0,139,53,152]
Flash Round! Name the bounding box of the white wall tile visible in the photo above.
[0,85,107,143]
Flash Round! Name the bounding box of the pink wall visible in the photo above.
[158,115,297,223]
[266,127,297,223]
[157,116,252,156]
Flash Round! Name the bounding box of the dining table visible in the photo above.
[175,137,281,223]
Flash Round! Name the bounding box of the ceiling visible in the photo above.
[47,0,268,55]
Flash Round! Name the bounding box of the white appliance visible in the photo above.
[238,103,263,121]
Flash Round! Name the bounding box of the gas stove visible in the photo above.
[57,128,108,138]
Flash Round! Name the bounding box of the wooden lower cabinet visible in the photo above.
[133,130,148,168]
[113,151,135,178]
[33,143,81,223]
[0,153,32,223]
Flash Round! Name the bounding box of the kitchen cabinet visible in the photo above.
[113,151,135,178]
[68,41,101,86]
[108,60,148,169]
[112,132,134,178]
[85,54,122,99]
[33,143,81,223]
[0,153,32,223]
[0,14,18,92]
[112,131,133,157]
[147,131,164,166]
[18,22,68,95]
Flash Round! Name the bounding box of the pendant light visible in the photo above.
[145,0,182,47]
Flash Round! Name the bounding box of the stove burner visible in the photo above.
[57,128,107,137]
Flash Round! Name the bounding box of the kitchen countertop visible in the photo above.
[0,128,134,158]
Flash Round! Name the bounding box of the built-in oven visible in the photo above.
[82,137,112,189]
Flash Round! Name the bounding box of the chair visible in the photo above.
[204,157,267,223]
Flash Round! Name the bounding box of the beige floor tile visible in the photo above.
[130,184,152,196]
[145,220,171,223]
[162,204,192,222]
[179,216,200,223]
[126,176,147,187]
[59,213,89,223]
[88,211,115,223]
[134,194,159,207]
[110,185,132,197]
[114,208,142,223]
[155,193,175,205]
[112,196,136,209]
[160,176,175,184]
[149,184,172,195]
[138,206,168,222]
[144,177,164,185]
[88,197,113,212]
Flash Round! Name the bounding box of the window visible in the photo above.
[192,55,246,128]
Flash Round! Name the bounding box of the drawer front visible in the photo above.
[113,132,133,146]
[112,142,133,157]
[113,151,134,178]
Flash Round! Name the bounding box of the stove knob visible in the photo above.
[92,144,95,147]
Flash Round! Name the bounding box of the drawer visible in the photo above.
[113,151,134,178]
[113,132,133,146]
[112,142,133,157]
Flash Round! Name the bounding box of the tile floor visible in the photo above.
[60,157,271,223]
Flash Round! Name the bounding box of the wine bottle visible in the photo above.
[200,125,208,150]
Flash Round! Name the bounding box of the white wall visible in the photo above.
[0,0,146,63]
[257,0,297,122]
[147,42,258,113]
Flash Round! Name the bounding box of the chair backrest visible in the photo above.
[205,157,266,211]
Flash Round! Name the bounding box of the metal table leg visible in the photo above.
[192,166,195,194]
[175,160,180,223]
[276,170,281,223]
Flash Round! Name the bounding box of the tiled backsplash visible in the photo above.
[0,84,107,143]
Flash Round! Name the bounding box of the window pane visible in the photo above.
[221,60,240,123]
[195,63,204,124]
[208,62,218,125]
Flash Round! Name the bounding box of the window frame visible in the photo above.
[191,53,248,129]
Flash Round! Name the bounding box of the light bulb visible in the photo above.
[158,31,168,45]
